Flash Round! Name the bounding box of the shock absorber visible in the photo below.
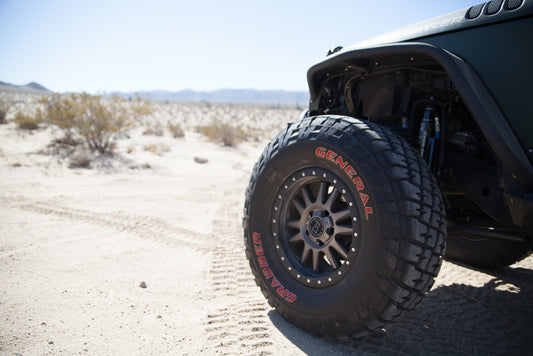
[418,105,440,168]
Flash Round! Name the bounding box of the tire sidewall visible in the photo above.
[247,139,392,318]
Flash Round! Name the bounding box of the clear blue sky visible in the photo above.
[0,0,481,93]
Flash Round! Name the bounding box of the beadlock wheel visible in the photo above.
[273,167,360,288]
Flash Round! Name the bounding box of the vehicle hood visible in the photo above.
[349,1,533,49]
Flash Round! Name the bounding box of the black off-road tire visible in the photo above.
[243,115,446,337]
[445,234,531,269]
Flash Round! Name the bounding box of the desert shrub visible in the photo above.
[78,94,132,154]
[167,121,184,138]
[143,143,170,155]
[52,135,80,147]
[143,124,164,136]
[14,111,43,130]
[0,99,11,124]
[41,93,135,154]
[129,93,154,119]
[40,93,78,143]
[197,121,247,147]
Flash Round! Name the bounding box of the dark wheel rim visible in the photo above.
[272,167,361,288]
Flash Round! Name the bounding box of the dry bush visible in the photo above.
[52,135,81,147]
[197,121,247,147]
[76,94,132,154]
[0,99,11,124]
[40,93,78,142]
[167,121,184,138]
[129,93,154,119]
[143,143,170,155]
[13,111,43,130]
[41,93,135,154]
[143,124,164,136]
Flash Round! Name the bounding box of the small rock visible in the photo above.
[48,340,54,345]
[139,281,147,288]
[194,157,209,164]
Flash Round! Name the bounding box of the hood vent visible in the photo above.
[466,0,523,19]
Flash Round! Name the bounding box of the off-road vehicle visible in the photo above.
[243,0,533,337]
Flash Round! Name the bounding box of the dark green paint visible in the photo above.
[421,16,533,155]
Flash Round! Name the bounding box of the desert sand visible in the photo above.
[1,98,533,355]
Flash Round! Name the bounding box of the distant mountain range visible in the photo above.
[0,81,309,106]
[0,81,52,94]
[115,88,309,106]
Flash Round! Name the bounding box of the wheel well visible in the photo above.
[308,50,522,234]
[308,43,533,190]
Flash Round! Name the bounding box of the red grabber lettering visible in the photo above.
[315,147,374,220]
[252,232,297,303]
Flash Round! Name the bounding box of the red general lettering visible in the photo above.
[365,207,373,220]
[352,177,364,191]
[315,147,326,158]
[326,150,337,162]
[360,192,369,206]
[345,165,357,179]
[254,244,263,256]
[315,146,373,223]
[335,155,348,169]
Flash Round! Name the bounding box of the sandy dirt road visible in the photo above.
[1,123,533,355]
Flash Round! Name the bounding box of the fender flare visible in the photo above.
[307,42,533,187]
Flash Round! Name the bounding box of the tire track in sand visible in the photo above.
[202,184,275,355]
[1,196,210,255]
[3,182,278,355]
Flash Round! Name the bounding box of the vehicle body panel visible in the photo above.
[421,17,533,160]
[307,0,533,174]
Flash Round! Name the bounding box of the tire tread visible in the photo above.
[243,115,446,338]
